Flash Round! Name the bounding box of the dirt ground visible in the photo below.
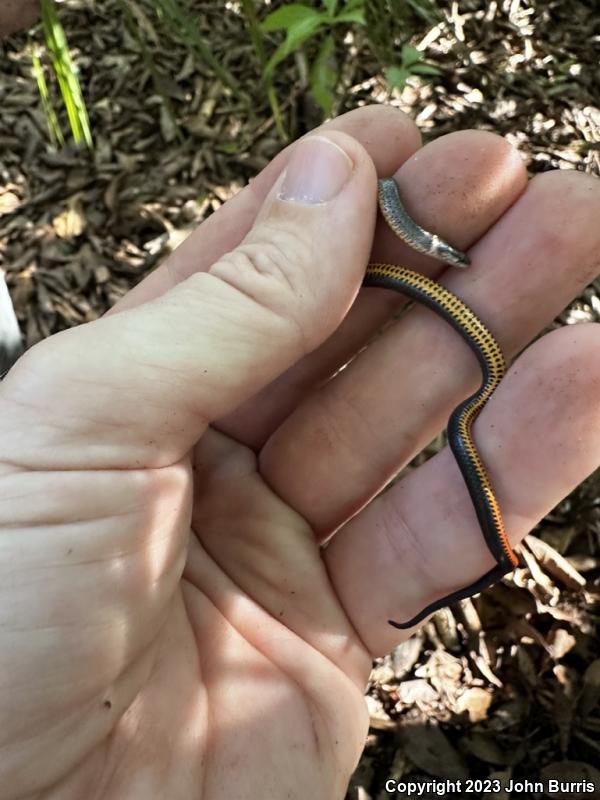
[0,1,598,798]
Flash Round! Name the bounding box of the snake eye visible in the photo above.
[440,242,470,268]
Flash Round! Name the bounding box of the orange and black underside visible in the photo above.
[363,264,522,629]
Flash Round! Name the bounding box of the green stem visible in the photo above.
[240,0,288,140]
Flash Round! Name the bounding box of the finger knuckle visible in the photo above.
[210,227,316,352]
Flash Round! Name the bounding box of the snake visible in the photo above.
[365,177,522,630]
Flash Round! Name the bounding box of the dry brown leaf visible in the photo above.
[486,769,512,800]
[391,634,423,680]
[526,534,587,590]
[458,733,510,766]
[0,190,20,215]
[454,687,492,723]
[547,628,577,660]
[579,659,600,715]
[540,761,600,798]
[417,651,463,687]
[457,597,482,634]
[520,543,558,598]
[469,652,503,688]
[396,679,439,711]
[433,607,460,651]
[365,695,395,731]
[398,721,470,780]
[534,600,591,631]
[516,645,539,688]
[367,660,391,688]
[52,196,86,240]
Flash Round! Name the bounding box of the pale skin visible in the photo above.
[1,106,599,800]
[0,0,39,38]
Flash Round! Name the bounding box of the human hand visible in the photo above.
[0,0,40,39]
[1,106,599,799]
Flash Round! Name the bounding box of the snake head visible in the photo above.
[435,240,471,268]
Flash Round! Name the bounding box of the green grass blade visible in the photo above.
[31,46,64,146]
[40,0,93,149]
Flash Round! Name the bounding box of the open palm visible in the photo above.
[1,106,599,800]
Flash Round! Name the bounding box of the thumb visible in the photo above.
[1,132,377,468]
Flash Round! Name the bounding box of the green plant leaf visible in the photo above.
[217,141,241,154]
[309,33,337,115]
[401,43,421,66]
[261,4,322,33]
[263,15,325,77]
[385,64,410,89]
[343,0,365,11]
[410,62,440,75]
[322,0,338,15]
[333,8,366,24]
[31,46,64,146]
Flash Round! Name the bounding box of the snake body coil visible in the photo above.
[365,180,521,630]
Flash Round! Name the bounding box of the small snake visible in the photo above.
[364,178,521,630]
